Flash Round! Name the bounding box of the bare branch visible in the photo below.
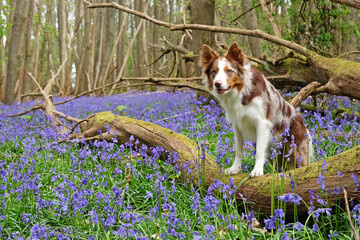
[289,81,321,108]
[231,0,275,22]
[330,0,360,10]
[344,188,360,240]
[51,110,81,123]
[85,1,171,28]
[86,2,308,56]
[259,0,282,38]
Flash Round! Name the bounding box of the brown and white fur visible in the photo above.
[200,43,312,177]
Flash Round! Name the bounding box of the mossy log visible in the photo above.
[257,51,360,100]
[76,111,360,220]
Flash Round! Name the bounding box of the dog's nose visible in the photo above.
[214,80,221,88]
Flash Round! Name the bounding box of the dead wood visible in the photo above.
[330,0,360,10]
[67,111,360,221]
[289,81,321,108]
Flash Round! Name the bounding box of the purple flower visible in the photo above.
[205,224,215,233]
[277,193,302,205]
[317,173,325,190]
[352,204,360,224]
[293,222,304,231]
[281,232,290,240]
[242,210,256,229]
[190,192,200,212]
[30,224,46,239]
[203,194,221,217]
[328,230,338,238]
[351,174,359,191]
[145,191,153,199]
[264,218,275,230]
[312,223,319,232]
[274,208,285,218]
[104,214,116,228]
[81,177,88,186]
[264,208,285,231]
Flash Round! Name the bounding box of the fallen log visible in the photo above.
[73,111,360,221]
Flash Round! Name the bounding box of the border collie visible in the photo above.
[200,42,312,177]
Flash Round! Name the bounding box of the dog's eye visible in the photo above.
[227,69,233,74]
[211,70,216,75]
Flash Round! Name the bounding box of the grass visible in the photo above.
[0,90,359,239]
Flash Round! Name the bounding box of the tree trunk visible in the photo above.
[190,0,215,100]
[116,0,126,90]
[241,0,262,58]
[73,111,360,221]
[104,1,115,84]
[341,8,359,61]
[190,0,215,76]
[32,0,44,80]
[75,2,92,95]
[4,0,27,104]
[152,0,161,77]
[58,0,68,96]
[20,0,35,97]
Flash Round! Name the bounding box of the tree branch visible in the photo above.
[289,81,321,108]
[330,0,360,10]
[231,0,275,22]
[85,2,308,56]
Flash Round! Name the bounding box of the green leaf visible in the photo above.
[20,115,31,120]
[114,105,127,113]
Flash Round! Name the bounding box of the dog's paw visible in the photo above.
[250,168,263,177]
[224,166,241,175]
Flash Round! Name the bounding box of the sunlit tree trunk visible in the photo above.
[190,0,215,76]
[4,0,27,104]
[58,0,68,95]
[152,0,161,77]
[116,0,126,89]
[19,0,35,97]
[241,0,262,57]
[32,0,44,81]
[76,2,92,94]
[166,0,175,76]
[104,1,115,84]
[190,0,215,100]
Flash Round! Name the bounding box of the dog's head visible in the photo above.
[200,42,247,95]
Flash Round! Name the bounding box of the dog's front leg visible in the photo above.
[250,122,270,177]
[225,127,243,175]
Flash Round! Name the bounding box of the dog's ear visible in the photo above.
[225,42,245,66]
[201,45,218,66]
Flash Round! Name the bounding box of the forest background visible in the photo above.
[1,0,359,104]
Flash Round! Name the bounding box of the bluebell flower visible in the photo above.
[203,194,221,217]
[277,193,302,205]
[281,232,290,240]
[317,173,325,190]
[351,173,359,191]
[204,224,216,240]
[328,230,338,239]
[145,191,153,199]
[312,223,318,232]
[190,192,200,212]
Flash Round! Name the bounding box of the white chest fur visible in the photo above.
[218,92,271,141]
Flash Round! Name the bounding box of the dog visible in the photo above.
[200,42,312,177]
